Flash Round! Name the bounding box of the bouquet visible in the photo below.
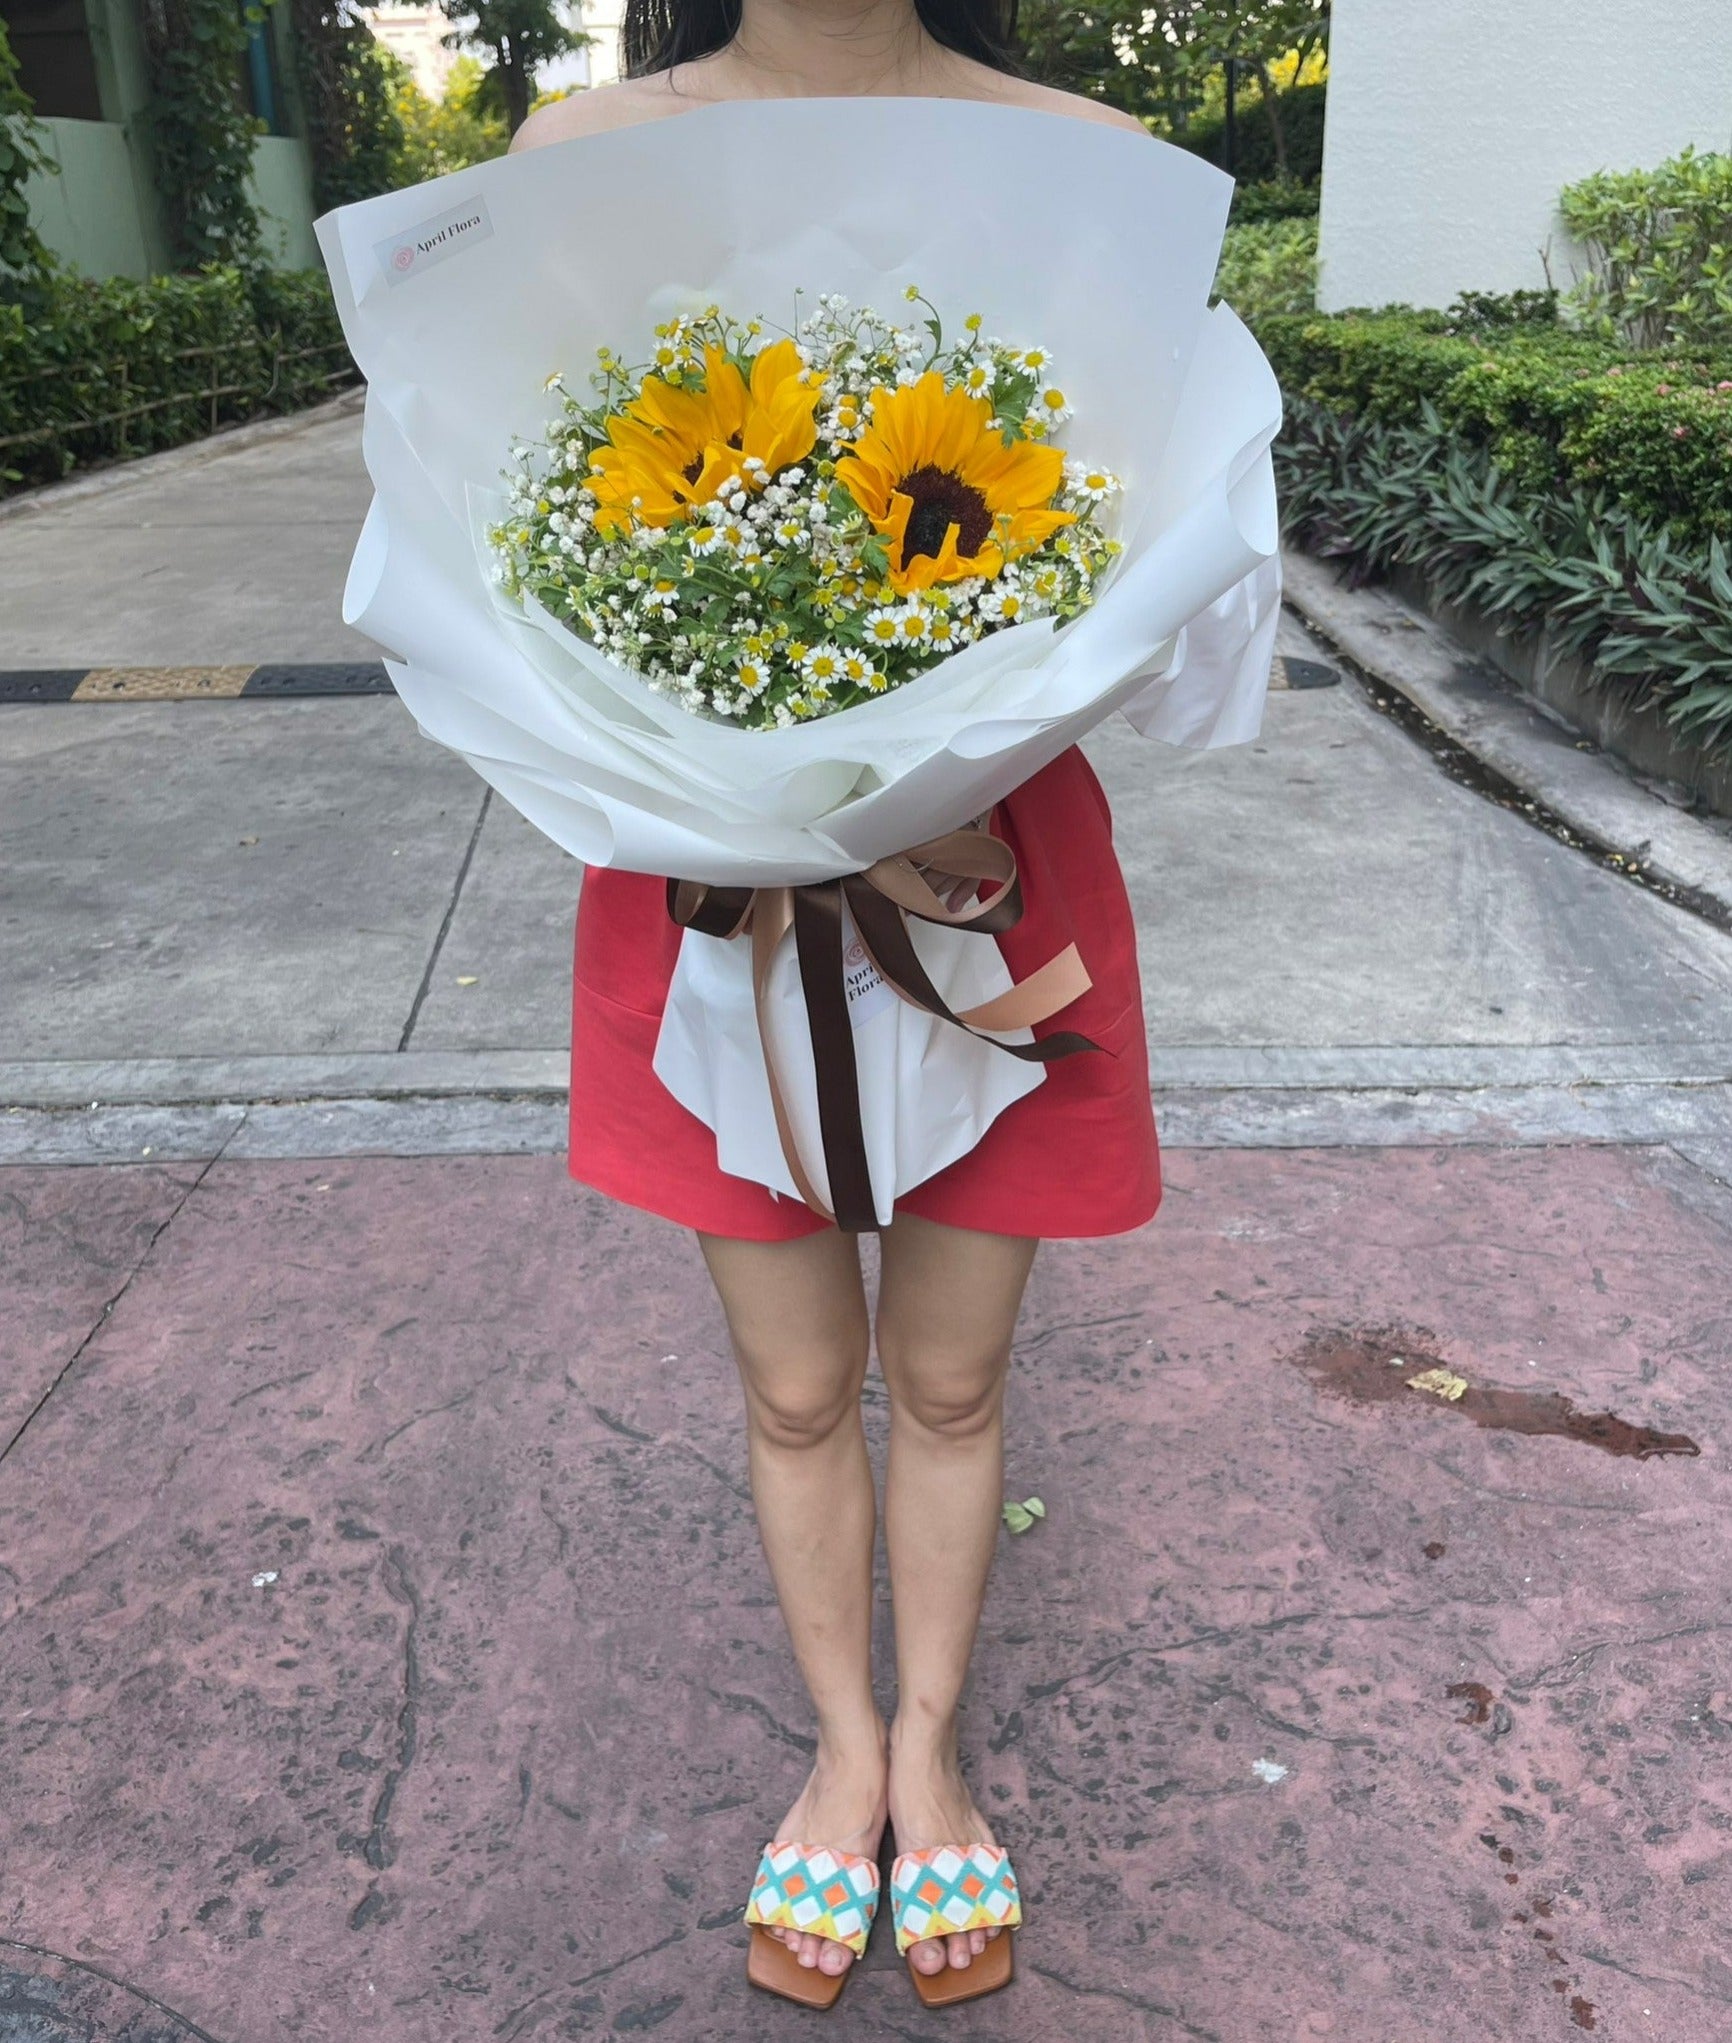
[488,292,1124,730]
[316,98,1284,1225]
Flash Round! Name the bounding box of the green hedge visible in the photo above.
[1262,300,1732,755]
[1229,177,1319,227]
[1559,145,1732,354]
[0,266,355,492]
[1214,216,1318,324]
[1257,301,1732,548]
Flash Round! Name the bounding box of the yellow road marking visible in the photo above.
[72,666,255,701]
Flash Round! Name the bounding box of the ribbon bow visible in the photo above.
[667,822,1102,1231]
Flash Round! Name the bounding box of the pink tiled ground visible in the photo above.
[2,1142,1729,2041]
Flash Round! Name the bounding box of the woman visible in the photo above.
[513,0,1160,2008]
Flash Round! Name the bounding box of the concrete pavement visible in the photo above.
[5,630,1732,1173]
[0,392,376,668]
[5,1141,1729,2042]
[3,404,1732,2042]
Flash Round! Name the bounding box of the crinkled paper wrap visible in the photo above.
[315,100,1284,1218]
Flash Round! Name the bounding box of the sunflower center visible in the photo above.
[896,465,992,564]
[683,429,745,487]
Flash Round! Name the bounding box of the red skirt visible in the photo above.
[568,745,1161,1240]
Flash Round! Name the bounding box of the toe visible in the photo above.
[910,1938,948,1975]
[797,1933,823,1969]
[946,1932,973,1969]
[817,1940,852,1976]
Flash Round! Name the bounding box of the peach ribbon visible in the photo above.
[666,821,1101,1229]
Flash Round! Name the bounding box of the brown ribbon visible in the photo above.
[666,821,1102,1231]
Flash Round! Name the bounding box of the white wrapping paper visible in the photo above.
[315,99,1283,1220]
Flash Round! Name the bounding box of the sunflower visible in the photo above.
[833,371,1074,593]
[587,340,823,535]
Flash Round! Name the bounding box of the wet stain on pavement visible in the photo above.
[1286,1326,1701,1459]
[1483,1830,1604,2027]
[1448,1682,1495,1725]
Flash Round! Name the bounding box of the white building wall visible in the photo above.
[576,0,626,87]
[1318,0,1732,312]
[24,118,155,279]
[358,5,457,100]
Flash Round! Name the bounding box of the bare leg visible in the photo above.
[699,1226,888,1978]
[874,1213,1038,1975]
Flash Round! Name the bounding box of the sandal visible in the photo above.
[743,1838,881,2009]
[890,1842,1021,2007]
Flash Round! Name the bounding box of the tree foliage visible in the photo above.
[393,56,511,181]
[292,0,409,210]
[0,16,55,287]
[438,0,588,134]
[1018,0,1328,168]
[137,0,273,268]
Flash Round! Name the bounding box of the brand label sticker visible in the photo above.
[376,195,493,286]
[845,935,897,1029]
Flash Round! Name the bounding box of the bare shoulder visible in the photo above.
[509,64,1152,155]
[951,66,1152,138]
[509,75,692,153]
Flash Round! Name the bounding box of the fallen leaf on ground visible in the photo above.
[1408,1367,1469,1402]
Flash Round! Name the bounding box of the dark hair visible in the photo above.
[621,0,1023,81]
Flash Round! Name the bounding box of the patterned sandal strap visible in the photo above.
[890,1843,1022,1954]
[743,1839,881,1958]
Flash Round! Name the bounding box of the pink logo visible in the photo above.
[392,245,415,273]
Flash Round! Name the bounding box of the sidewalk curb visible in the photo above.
[0,1050,571,1109]
[4,1078,1729,1170]
[1282,548,1732,925]
[0,386,365,525]
[3,1043,1729,1111]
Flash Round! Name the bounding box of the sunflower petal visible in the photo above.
[964,434,1068,508]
